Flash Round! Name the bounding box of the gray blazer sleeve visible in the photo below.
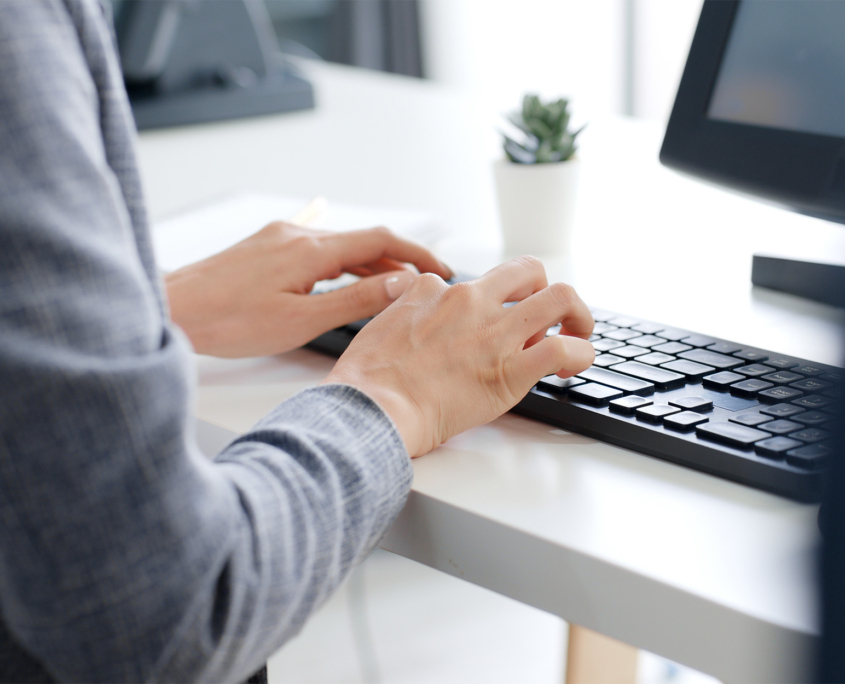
[0,2,412,682]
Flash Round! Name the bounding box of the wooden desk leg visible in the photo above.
[565,624,638,684]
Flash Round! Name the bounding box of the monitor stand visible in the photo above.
[752,255,845,308]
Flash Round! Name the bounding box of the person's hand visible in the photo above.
[322,257,595,457]
[164,221,453,357]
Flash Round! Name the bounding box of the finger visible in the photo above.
[509,282,594,342]
[323,227,453,280]
[474,256,548,303]
[310,270,416,330]
[346,257,417,276]
[511,334,595,384]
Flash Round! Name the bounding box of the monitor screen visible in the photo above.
[707,0,845,139]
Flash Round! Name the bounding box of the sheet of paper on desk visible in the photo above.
[151,192,444,273]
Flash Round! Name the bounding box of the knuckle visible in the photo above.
[288,235,322,256]
[547,282,576,309]
[344,283,375,311]
[369,225,393,239]
[415,272,446,292]
[515,254,545,274]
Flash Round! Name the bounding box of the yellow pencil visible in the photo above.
[289,196,328,227]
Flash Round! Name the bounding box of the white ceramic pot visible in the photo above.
[493,157,581,258]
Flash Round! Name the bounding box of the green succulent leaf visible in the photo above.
[502,93,583,164]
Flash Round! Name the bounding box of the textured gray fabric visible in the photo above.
[0,1,413,682]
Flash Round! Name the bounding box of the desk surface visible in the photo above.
[138,61,845,683]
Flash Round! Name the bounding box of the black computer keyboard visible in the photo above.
[306,287,842,503]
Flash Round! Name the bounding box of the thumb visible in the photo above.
[314,270,416,330]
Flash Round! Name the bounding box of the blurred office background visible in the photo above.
[264,0,703,122]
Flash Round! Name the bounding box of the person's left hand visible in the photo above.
[164,221,453,358]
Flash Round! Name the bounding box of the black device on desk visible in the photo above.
[309,0,843,503]
[661,0,845,307]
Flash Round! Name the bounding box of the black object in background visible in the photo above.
[264,0,424,78]
[660,0,845,307]
[819,383,845,682]
[114,0,315,130]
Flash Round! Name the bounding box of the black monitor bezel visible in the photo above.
[660,0,845,222]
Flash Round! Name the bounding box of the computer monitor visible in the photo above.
[113,0,314,130]
[660,0,845,307]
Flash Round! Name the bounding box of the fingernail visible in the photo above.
[439,260,455,280]
[385,271,415,300]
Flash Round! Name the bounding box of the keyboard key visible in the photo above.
[636,404,680,424]
[792,410,832,427]
[604,329,644,342]
[788,428,831,444]
[614,345,651,359]
[735,364,776,377]
[733,349,768,362]
[760,403,806,418]
[637,352,676,366]
[679,349,745,369]
[660,360,715,380]
[761,371,803,384]
[629,335,670,348]
[707,342,742,354]
[588,334,601,342]
[821,371,845,383]
[593,338,625,352]
[790,378,832,392]
[593,354,625,367]
[696,421,769,449]
[794,364,825,376]
[786,443,832,470]
[578,367,655,396]
[755,437,803,459]
[537,375,586,393]
[680,335,716,347]
[765,357,800,370]
[825,386,843,400]
[702,371,745,390]
[611,362,687,390]
[569,383,623,406]
[656,328,689,341]
[590,310,614,322]
[608,316,641,328]
[758,420,802,435]
[664,411,709,431]
[631,322,664,334]
[609,396,653,415]
[592,322,619,334]
[792,395,835,409]
[758,386,804,404]
[652,342,692,354]
[668,396,713,412]
[730,379,774,398]
[729,412,771,427]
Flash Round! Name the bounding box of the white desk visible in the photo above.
[138,61,845,683]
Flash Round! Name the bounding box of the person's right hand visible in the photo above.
[322,256,595,457]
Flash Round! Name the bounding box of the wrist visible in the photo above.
[320,371,428,457]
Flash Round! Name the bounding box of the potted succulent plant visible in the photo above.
[494,94,584,257]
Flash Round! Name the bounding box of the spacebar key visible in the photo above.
[578,367,654,396]
[695,421,769,449]
[610,361,686,390]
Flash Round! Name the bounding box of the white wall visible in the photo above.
[420,0,626,125]
[633,0,703,121]
[419,0,703,124]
